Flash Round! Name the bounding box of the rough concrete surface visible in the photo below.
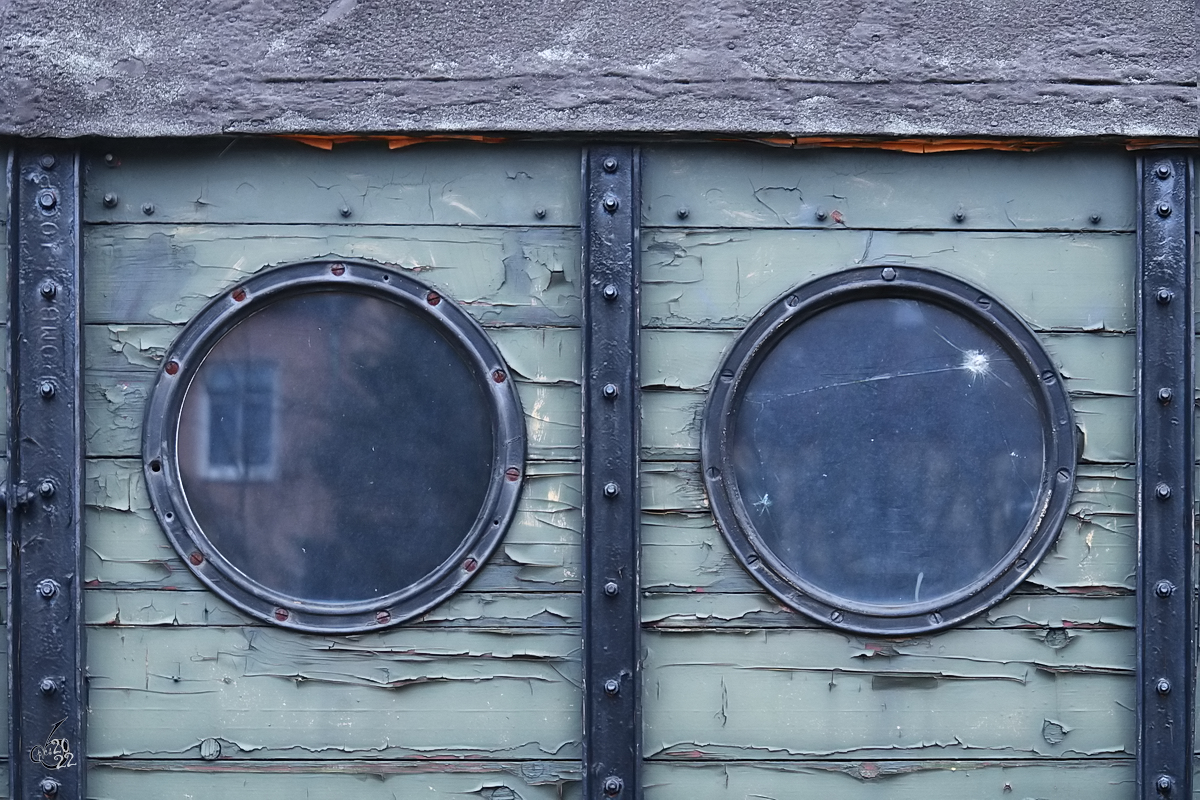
[0,0,1196,140]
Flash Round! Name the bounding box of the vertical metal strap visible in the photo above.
[8,146,85,799]
[581,146,641,800]
[1136,153,1194,799]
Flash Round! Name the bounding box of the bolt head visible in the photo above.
[39,154,56,169]
[603,581,619,597]
[954,209,966,222]
[104,153,116,165]
[339,206,352,218]
[881,267,897,282]
[39,280,58,300]
[829,610,843,623]
[37,189,57,210]
[1156,678,1172,695]
[534,207,546,219]
[816,209,828,221]
[102,193,118,208]
[1155,579,1175,598]
[602,157,618,173]
[676,207,689,220]
[1089,213,1101,224]
[39,777,59,797]
[38,380,55,399]
[603,195,620,213]
[604,678,620,695]
[1158,387,1174,404]
[36,579,59,599]
[1155,482,1171,500]
[142,202,155,216]
[39,677,58,695]
[1156,164,1172,180]
[602,283,619,301]
[602,383,619,399]
[602,776,623,796]
[38,480,55,498]
[1156,288,1174,304]
[603,482,620,498]
[1157,202,1172,218]
[1156,774,1173,794]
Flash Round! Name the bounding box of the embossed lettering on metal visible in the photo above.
[142,258,526,632]
[702,266,1077,635]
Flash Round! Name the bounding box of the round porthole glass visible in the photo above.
[143,259,525,632]
[702,266,1076,635]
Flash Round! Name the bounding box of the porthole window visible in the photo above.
[143,259,525,632]
[702,266,1076,635]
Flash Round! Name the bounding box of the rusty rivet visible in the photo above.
[339,206,352,218]
[1156,288,1174,304]
[102,192,119,208]
[38,480,55,498]
[602,195,620,213]
[603,482,620,498]
[37,579,59,599]
[1156,678,1172,695]
[1158,387,1173,404]
[677,207,689,220]
[1155,580,1175,598]
[375,609,391,624]
[38,677,58,695]
[602,383,619,399]
[189,551,204,566]
[1157,202,1172,218]
[165,360,180,375]
[534,207,547,219]
[1156,164,1172,180]
[274,607,289,621]
[492,369,507,383]
[463,557,478,573]
[142,202,155,216]
[602,284,619,301]
[505,466,521,482]
[232,287,247,302]
[37,189,57,210]
[604,678,620,695]
[38,380,55,399]
[1156,482,1171,500]
[602,157,618,173]
[426,291,441,306]
[603,581,619,597]
[602,776,623,796]
[39,777,59,797]
[881,267,897,282]
[330,263,345,276]
[39,279,58,300]
[1157,775,1173,794]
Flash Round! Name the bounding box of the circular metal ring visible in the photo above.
[142,258,526,633]
[701,265,1076,635]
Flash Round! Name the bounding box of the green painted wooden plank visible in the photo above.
[89,761,578,800]
[642,627,1132,760]
[84,141,581,226]
[642,330,1134,396]
[83,325,581,459]
[643,145,1134,231]
[641,463,1134,593]
[86,626,581,760]
[642,229,1133,332]
[643,592,1133,631]
[86,459,581,592]
[83,224,581,327]
[86,590,580,629]
[643,760,1133,799]
[641,391,1133,464]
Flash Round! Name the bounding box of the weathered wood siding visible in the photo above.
[639,144,1138,794]
[80,140,585,798]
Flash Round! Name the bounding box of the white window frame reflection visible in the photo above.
[195,360,280,482]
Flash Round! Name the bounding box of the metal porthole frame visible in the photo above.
[141,258,527,633]
[701,265,1077,635]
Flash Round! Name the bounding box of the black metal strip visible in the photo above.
[1136,153,1194,799]
[581,146,641,800]
[7,146,85,799]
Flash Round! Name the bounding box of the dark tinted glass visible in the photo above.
[731,297,1045,608]
[177,291,494,604]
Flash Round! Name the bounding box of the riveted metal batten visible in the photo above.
[7,147,85,799]
[581,147,641,800]
[1136,153,1194,799]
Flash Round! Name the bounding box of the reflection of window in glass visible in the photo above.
[201,361,277,481]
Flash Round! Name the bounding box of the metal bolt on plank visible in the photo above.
[1135,153,1194,800]
[581,146,641,800]
[7,146,86,800]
